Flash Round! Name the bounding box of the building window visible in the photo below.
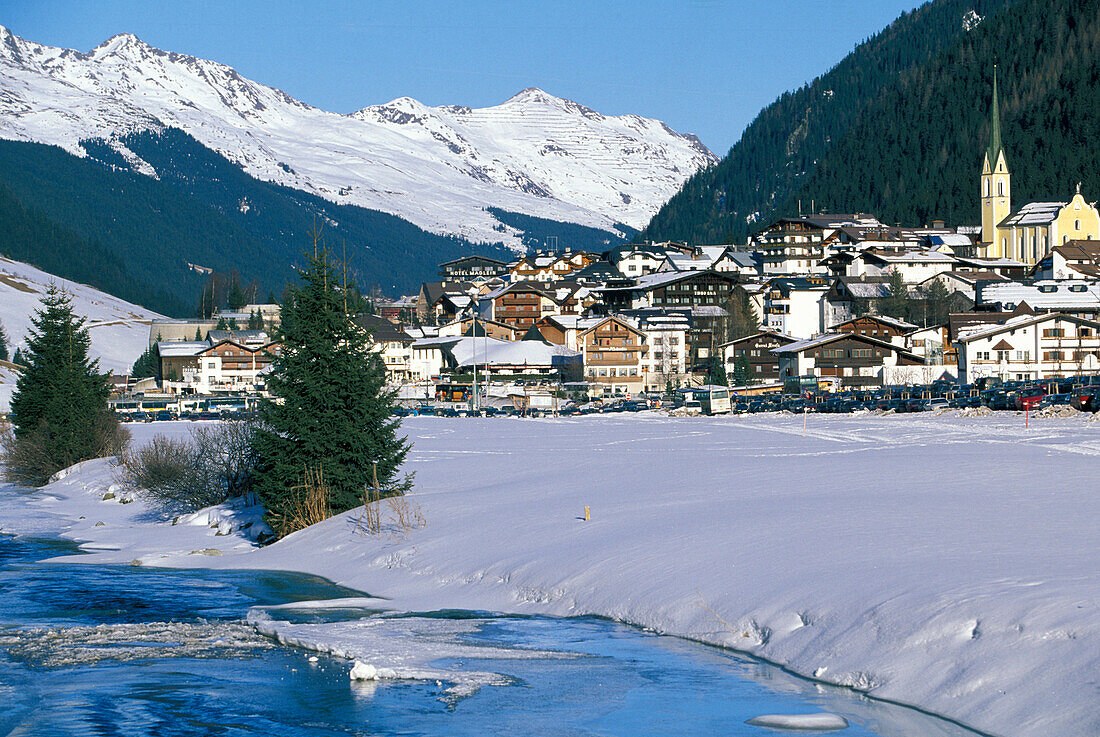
[1042,328,1065,338]
[851,348,872,358]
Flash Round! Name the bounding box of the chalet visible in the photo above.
[822,248,957,283]
[159,337,281,395]
[772,333,923,388]
[830,315,917,346]
[598,270,740,368]
[920,270,1008,302]
[608,243,684,277]
[824,276,892,326]
[437,316,522,341]
[438,255,508,281]
[956,312,1100,383]
[754,213,884,275]
[720,330,797,383]
[417,281,478,325]
[578,316,648,396]
[485,281,593,329]
[355,314,416,384]
[1031,240,1100,280]
[508,251,598,282]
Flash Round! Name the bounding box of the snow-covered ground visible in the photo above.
[0,255,160,375]
[5,412,1099,737]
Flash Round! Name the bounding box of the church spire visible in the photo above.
[986,64,1004,168]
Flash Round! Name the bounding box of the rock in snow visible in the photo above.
[0,26,717,250]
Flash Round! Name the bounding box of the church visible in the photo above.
[980,69,1099,264]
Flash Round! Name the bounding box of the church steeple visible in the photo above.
[985,65,1005,170]
[981,63,1011,251]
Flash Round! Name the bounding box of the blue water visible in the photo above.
[0,532,984,737]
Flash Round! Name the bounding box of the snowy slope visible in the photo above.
[12,413,1100,737]
[0,255,161,379]
[0,27,717,249]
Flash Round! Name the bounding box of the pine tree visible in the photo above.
[227,279,246,311]
[251,246,411,537]
[705,355,728,387]
[216,317,229,331]
[248,309,263,330]
[131,336,161,380]
[882,269,909,319]
[5,286,123,485]
[0,319,8,362]
[194,326,204,341]
[12,347,26,366]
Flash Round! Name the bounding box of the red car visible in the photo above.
[1014,385,1045,411]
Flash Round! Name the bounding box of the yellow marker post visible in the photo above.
[584,506,590,522]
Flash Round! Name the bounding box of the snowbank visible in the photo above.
[6,414,1099,737]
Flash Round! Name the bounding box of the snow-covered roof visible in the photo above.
[157,341,208,357]
[447,337,579,367]
[999,201,1065,227]
[864,250,956,264]
[836,314,917,331]
[957,312,1100,342]
[978,280,1100,310]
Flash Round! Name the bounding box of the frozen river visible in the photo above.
[0,530,985,736]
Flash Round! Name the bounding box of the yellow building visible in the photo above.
[980,69,1100,264]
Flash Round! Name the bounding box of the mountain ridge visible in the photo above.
[0,26,716,250]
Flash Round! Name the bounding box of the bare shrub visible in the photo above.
[118,435,221,510]
[271,466,331,538]
[117,420,256,511]
[353,474,425,539]
[2,413,130,487]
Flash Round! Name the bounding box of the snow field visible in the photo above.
[7,413,1099,737]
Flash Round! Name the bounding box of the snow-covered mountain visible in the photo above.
[0,255,161,377]
[0,26,717,249]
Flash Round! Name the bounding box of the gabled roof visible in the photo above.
[833,314,918,332]
[438,255,507,268]
[718,330,797,349]
[771,332,918,356]
[353,314,413,343]
[958,312,1100,343]
[577,314,646,338]
[978,280,1100,310]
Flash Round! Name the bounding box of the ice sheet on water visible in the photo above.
[0,620,273,667]
[746,713,850,731]
[248,605,578,701]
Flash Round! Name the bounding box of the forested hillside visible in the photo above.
[0,130,515,316]
[640,0,1024,243]
[792,0,1100,228]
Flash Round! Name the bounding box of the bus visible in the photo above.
[693,385,732,415]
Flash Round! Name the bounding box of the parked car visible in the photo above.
[1070,387,1100,412]
[1014,385,1046,411]
[1037,393,1071,409]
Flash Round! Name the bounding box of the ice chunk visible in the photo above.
[746,713,849,731]
[349,660,396,681]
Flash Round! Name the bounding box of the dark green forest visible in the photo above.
[0,130,515,316]
[641,0,1099,243]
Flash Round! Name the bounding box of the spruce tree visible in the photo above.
[194,326,204,341]
[0,319,8,362]
[6,286,122,485]
[131,337,161,380]
[12,347,26,366]
[882,269,909,320]
[251,247,410,537]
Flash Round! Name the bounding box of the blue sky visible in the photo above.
[5,0,923,154]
